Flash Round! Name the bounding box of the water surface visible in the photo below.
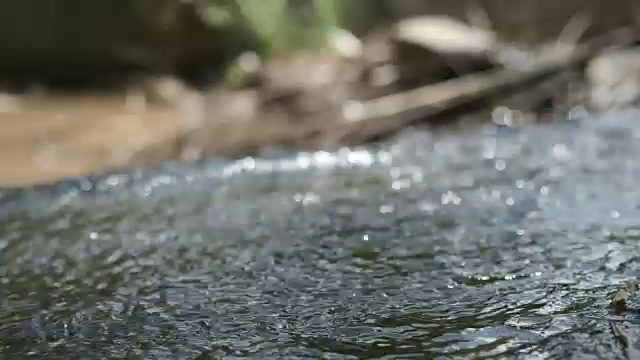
[1,109,640,359]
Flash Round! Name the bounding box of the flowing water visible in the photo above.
[1,109,640,359]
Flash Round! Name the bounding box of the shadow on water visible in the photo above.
[2,109,640,358]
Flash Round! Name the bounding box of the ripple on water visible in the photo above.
[2,110,640,358]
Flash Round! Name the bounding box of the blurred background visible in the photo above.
[0,0,638,188]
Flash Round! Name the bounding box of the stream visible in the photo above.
[1,108,639,359]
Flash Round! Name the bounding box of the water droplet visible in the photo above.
[552,143,571,161]
[379,205,394,214]
[441,191,462,205]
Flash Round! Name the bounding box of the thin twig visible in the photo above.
[556,10,592,47]
[610,320,640,359]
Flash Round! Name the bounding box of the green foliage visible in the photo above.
[202,0,344,58]
[313,0,341,35]
[235,0,290,56]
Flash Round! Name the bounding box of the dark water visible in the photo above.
[1,108,640,359]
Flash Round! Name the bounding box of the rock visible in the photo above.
[587,48,640,110]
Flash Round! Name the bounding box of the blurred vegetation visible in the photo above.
[192,0,353,88]
[198,0,344,58]
[0,0,633,83]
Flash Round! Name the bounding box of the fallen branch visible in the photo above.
[445,70,574,129]
[315,27,639,145]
